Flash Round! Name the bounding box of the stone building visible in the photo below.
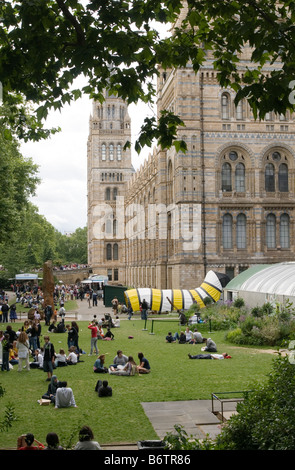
[87,12,295,290]
[87,91,134,284]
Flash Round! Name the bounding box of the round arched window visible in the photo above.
[229,151,238,161]
[272,151,281,161]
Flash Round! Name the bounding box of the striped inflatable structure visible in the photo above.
[124,270,230,313]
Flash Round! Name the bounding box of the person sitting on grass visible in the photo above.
[30,348,44,369]
[95,380,113,397]
[55,381,77,408]
[55,348,67,367]
[102,327,114,341]
[93,354,108,373]
[201,337,217,352]
[17,433,45,450]
[109,350,128,369]
[178,331,187,344]
[67,346,78,365]
[44,432,63,450]
[109,356,137,376]
[184,327,194,343]
[74,426,101,450]
[42,375,61,404]
[165,332,179,343]
[137,352,151,374]
[192,328,206,344]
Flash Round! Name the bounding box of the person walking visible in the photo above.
[140,299,148,321]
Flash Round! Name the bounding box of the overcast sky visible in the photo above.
[20,87,154,234]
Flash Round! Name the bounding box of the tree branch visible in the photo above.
[56,0,85,45]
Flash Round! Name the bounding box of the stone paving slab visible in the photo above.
[141,400,227,440]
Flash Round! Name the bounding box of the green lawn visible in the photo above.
[0,316,274,449]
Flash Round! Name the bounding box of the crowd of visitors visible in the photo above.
[0,282,225,451]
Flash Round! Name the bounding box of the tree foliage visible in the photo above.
[0,132,39,242]
[0,203,87,277]
[1,1,294,150]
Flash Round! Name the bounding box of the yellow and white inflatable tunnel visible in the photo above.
[124,270,230,313]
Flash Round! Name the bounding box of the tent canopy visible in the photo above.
[226,263,295,297]
[81,275,109,284]
[15,273,39,280]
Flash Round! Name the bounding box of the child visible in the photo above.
[67,346,78,365]
[30,348,44,369]
[55,348,67,367]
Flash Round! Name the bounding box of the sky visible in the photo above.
[20,84,155,235]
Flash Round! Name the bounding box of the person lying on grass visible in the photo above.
[188,352,232,359]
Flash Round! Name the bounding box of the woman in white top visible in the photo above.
[67,346,78,365]
[16,331,30,371]
[55,348,67,367]
[184,327,194,343]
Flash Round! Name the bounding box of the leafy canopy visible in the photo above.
[1,0,295,149]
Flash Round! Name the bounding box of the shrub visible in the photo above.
[233,297,245,308]
[215,356,295,450]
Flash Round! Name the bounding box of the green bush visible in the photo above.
[233,297,245,308]
[215,356,295,450]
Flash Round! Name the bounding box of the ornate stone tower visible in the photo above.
[87,91,134,284]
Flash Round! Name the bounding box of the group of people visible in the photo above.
[41,375,77,408]
[165,328,232,360]
[17,425,100,450]
[93,350,151,376]
[87,318,120,356]
[166,327,207,345]
[0,300,17,323]
[0,320,81,376]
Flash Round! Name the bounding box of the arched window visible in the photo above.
[265,163,275,192]
[105,187,111,200]
[278,163,288,192]
[235,163,245,192]
[106,219,112,235]
[109,143,114,161]
[221,93,230,119]
[236,214,246,249]
[113,187,118,200]
[117,144,122,161]
[236,100,244,120]
[266,214,276,248]
[113,243,118,260]
[101,143,106,161]
[106,243,112,260]
[280,214,290,248]
[222,163,232,192]
[113,219,118,237]
[222,214,233,249]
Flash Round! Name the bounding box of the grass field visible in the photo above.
[0,315,275,449]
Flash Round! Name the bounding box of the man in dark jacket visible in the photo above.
[43,335,55,381]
